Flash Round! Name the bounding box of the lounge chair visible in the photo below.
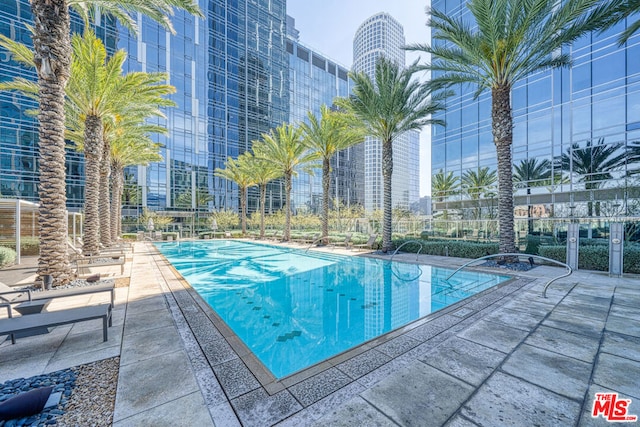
[354,234,379,251]
[0,281,116,308]
[332,233,353,249]
[0,302,112,344]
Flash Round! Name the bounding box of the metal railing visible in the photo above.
[390,240,424,262]
[444,253,572,298]
[304,235,330,253]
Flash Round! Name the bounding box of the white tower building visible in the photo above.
[352,12,420,213]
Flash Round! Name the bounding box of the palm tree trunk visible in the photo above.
[382,139,393,252]
[82,114,103,255]
[111,163,124,241]
[32,0,74,286]
[99,139,111,246]
[240,186,247,235]
[492,84,516,253]
[259,183,266,239]
[284,173,292,241]
[322,157,330,245]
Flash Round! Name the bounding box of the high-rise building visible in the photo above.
[431,0,640,220]
[286,16,363,213]
[0,0,289,223]
[352,12,421,213]
[118,0,288,217]
[0,0,118,207]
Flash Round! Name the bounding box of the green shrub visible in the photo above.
[20,237,39,255]
[393,238,499,259]
[624,246,640,274]
[538,245,566,263]
[524,235,540,255]
[121,233,137,241]
[580,238,608,246]
[578,245,609,271]
[419,230,430,240]
[0,246,16,268]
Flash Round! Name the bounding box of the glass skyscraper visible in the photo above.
[118,0,288,217]
[0,0,289,221]
[286,16,363,213]
[431,0,640,220]
[0,0,117,208]
[352,12,421,213]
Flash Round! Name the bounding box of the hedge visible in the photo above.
[393,238,499,259]
[0,237,40,255]
[0,246,16,268]
[538,244,640,274]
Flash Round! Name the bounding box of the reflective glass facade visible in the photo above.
[286,20,363,213]
[432,0,640,219]
[0,0,117,208]
[0,0,288,216]
[353,12,421,212]
[119,0,288,216]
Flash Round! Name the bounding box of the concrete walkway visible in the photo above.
[1,242,639,426]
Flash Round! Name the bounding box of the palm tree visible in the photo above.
[110,128,164,239]
[597,0,640,44]
[432,169,460,220]
[3,0,200,284]
[560,139,626,216]
[335,57,444,252]
[243,152,282,239]
[462,167,497,220]
[252,123,319,241]
[214,154,256,235]
[1,31,174,253]
[300,106,365,245]
[513,158,551,233]
[66,31,174,254]
[408,0,617,253]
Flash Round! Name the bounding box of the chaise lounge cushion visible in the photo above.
[0,386,53,421]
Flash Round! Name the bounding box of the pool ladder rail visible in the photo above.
[388,240,424,281]
[443,253,572,298]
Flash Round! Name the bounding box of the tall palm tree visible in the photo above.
[560,139,626,216]
[335,57,444,252]
[513,158,551,232]
[597,0,640,44]
[1,31,174,253]
[432,169,460,220]
[67,31,174,255]
[214,154,256,235]
[300,106,365,245]
[253,123,319,241]
[408,0,617,253]
[462,167,497,220]
[3,0,200,284]
[110,128,164,239]
[243,152,282,239]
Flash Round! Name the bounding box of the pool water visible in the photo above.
[155,240,510,378]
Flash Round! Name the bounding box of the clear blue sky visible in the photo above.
[286,0,433,197]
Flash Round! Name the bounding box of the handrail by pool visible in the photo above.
[304,235,330,253]
[443,253,572,298]
[390,240,424,262]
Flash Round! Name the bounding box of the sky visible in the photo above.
[286,0,433,197]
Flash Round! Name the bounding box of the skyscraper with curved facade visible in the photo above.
[352,12,420,213]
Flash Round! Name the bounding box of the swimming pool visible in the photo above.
[155,240,510,378]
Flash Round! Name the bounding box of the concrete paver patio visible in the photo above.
[0,241,638,426]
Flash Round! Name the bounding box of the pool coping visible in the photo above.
[148,241,538,425]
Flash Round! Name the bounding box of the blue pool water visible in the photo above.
[155,240,510,378]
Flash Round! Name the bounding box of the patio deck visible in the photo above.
[0,242,638,426]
